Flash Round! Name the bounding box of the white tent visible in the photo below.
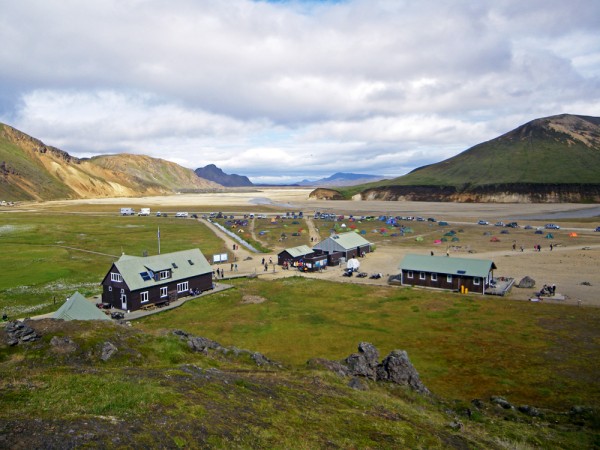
[346,258,360,271]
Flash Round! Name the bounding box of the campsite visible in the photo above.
[1,191,599,448]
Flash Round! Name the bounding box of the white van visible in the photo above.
[175,212,188,218]
[120,208,135,216]
[138,208,151,216]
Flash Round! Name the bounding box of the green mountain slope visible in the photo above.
[324,114,600,202]
[393,114,600,186]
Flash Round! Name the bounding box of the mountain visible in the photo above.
[315,114,600,203]
[0,123,220,201]
[194,164,253,187]
[297,172,386,187]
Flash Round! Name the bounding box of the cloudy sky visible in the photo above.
[1,0,599,183]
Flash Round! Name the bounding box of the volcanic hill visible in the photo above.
[313,114,600,203]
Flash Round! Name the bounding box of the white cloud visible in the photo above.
[1,0,599,181]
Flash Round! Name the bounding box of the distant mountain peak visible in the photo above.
[194,164,253,187]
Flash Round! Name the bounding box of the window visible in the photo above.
[407,271,413,279]
[108,286,112,292]
[447,275,453,283]
[473,277,481,286]
[431,273,437,281]
[419,272,426,280]
[140,291,149,303]
[177,281,189,293]
[160,270,170,280]
[160,287,168,298]
[110,272,122,282]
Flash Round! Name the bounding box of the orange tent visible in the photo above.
[569,232,578,237]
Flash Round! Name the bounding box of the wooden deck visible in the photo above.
[485,277,515,296]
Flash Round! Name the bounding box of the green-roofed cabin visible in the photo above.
[398,254,497,295]
[277,245,328,271]
[312,232,373,266]
[101,249,213,312]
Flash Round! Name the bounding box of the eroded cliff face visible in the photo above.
[308,188,345,200]
[359,184,600,203]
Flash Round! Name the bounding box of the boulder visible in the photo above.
[100,341,118,361]
[4,321,40,345]
[376,350,430,394]
[187,336,221,353]
[518,405,541,417]
[491,396,513,409]
[345,353,376,380]
[348,377,369,391]
[517,276,536,288]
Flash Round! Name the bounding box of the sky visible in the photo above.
[1,0,599,184]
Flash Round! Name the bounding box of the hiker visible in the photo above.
[550,243,553,251]
[520,245,524,252]
[261,257,265,265]
[512,243,516,251]
[264,263,268,272]
[430,251,434,256]
[220,268,224,278]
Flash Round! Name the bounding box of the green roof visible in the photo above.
[281,245,313,258]
[313,232,372,253]
[114,248,212,292]
[399,254,496,278]
[53,292,111,321]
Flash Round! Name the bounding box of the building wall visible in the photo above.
[102,272,213,311]
[401,269,488,294]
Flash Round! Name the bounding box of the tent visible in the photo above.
[433,239,441,244]
[346,258,360,271]
[53,292,111,321]
[451,237,460,242]
[545,233,554,239]
[490,236,501,242]
[416,236,425,242]
[440,237,448,242]
[569,232,578,237]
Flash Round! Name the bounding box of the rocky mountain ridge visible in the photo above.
[0,124,220,201]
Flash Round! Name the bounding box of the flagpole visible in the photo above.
[158,227,161,255]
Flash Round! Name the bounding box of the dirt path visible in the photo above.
[304,217,321,243]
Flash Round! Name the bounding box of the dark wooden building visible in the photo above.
[101,249,213,312]
[398,254,497,295]
[312,232,373,266]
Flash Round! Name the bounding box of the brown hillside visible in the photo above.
[0,124,220,201]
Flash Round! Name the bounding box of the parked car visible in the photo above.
[545,223,560,229]
[477,220,489,225]
[175,212,189,218]
[494,221,505,227]
[595,226,600,232]
[506,222,519,228]
[427,217,436,222]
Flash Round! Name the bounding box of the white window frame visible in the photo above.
[140,291,149,303]
[160,286,168,298]
[447,275,453,283]
[473,277,481,286]
[177,281,189,293]
[160,270,169,280]
[419,272,426,280]
[407,271,413,279]
[431,273,437,281]
[110,272,122,282]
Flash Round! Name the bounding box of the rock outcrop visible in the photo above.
[309,342,430,394]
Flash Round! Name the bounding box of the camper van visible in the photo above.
[175,212,189,218]
[138,208,151,216]
[120,208,135,216]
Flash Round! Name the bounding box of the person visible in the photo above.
[269,257,272,264]
[261,257,265,265]
[520,245,524,252]
[220,268,224,278]
[430,251,434,256]
[231,263,234,271]
[550,243,553,251]
[264,263,268,272]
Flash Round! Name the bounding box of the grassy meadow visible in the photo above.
[0,212,226,317]
[1,208,600,447]
[137,276,600,411]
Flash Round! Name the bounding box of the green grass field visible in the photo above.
[137,276,600,410]
[1,210,599,447]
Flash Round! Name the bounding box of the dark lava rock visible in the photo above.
[376,350,430,394]
[4,321,40,345]
[50,336,78,354]
[517,276,536,288]
[518,405,541,417]
[491,396,513,409]
[306,358,350,377]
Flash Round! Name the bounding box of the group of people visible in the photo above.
[537,284,557,297]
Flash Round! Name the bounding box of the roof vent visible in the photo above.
[188,259,194,265]
[172,263,178,269]
[457,270,466,274]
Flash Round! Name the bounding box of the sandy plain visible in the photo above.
[16,187,600,307]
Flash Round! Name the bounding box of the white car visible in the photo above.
[175,212,189,218]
